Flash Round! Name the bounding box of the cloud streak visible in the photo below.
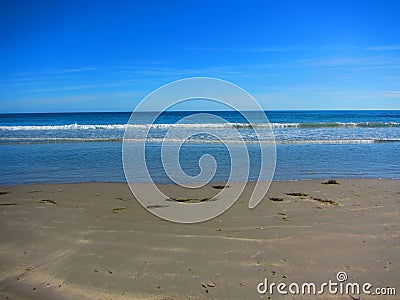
[185,46,303,52]
[367,45,400,51]
[14,67,101,77]
[380,90,400,98]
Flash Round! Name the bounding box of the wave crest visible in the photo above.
[0,121,399,131]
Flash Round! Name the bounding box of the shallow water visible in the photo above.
[0,110,399,185]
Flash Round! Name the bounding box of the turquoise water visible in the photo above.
[0,110,399,184]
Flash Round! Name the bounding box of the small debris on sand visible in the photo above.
[166,197,218,203]
[312,197,339,205]
[323,179,340,185]
[38,199,57,205]
[212,185,230,189]
[270,197,284,202]
[146,204,169,209]
[201,278,216,288]
[286,192,309,197]
[111,207,128,214]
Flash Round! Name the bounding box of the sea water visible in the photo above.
[0,110,399,184]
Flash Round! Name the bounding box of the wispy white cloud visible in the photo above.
[185,46,302,52]
[14,67,101,76]
[380,90,400,98]
[0,78,158,95]
[29,83,125,93]
[367,45,400,51]
[295,56,400,69]
[99,65,247,77]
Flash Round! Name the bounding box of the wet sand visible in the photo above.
[0,179,399,299]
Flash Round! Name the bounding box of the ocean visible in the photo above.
[0,110,399,185]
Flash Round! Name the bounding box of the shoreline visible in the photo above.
[1,176,399,187]
[0,179,399,299]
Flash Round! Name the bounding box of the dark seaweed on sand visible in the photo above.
[111,207,128,213]
[38,199,57,205]
[285,192,309,197]
[269,197,285,202]
[146,204,169,209]
[312,197,339,205]
[212,185,230,189]
[322,179,340,185]
[166,197,218,203]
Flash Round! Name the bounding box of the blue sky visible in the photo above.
[0,0,399,112]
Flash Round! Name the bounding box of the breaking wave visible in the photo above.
[1,137,399,145]
[1,121,399,131]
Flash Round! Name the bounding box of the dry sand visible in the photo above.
[0,179,399,299]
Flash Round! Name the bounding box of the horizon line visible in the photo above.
[0,108,399,114]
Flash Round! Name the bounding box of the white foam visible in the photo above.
[2,137,398,145]
[0,121,399,131]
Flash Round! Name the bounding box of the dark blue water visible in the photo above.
[0,111,399,185]
[1,110,399,126]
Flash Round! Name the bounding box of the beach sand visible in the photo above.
[0,179,399,299]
